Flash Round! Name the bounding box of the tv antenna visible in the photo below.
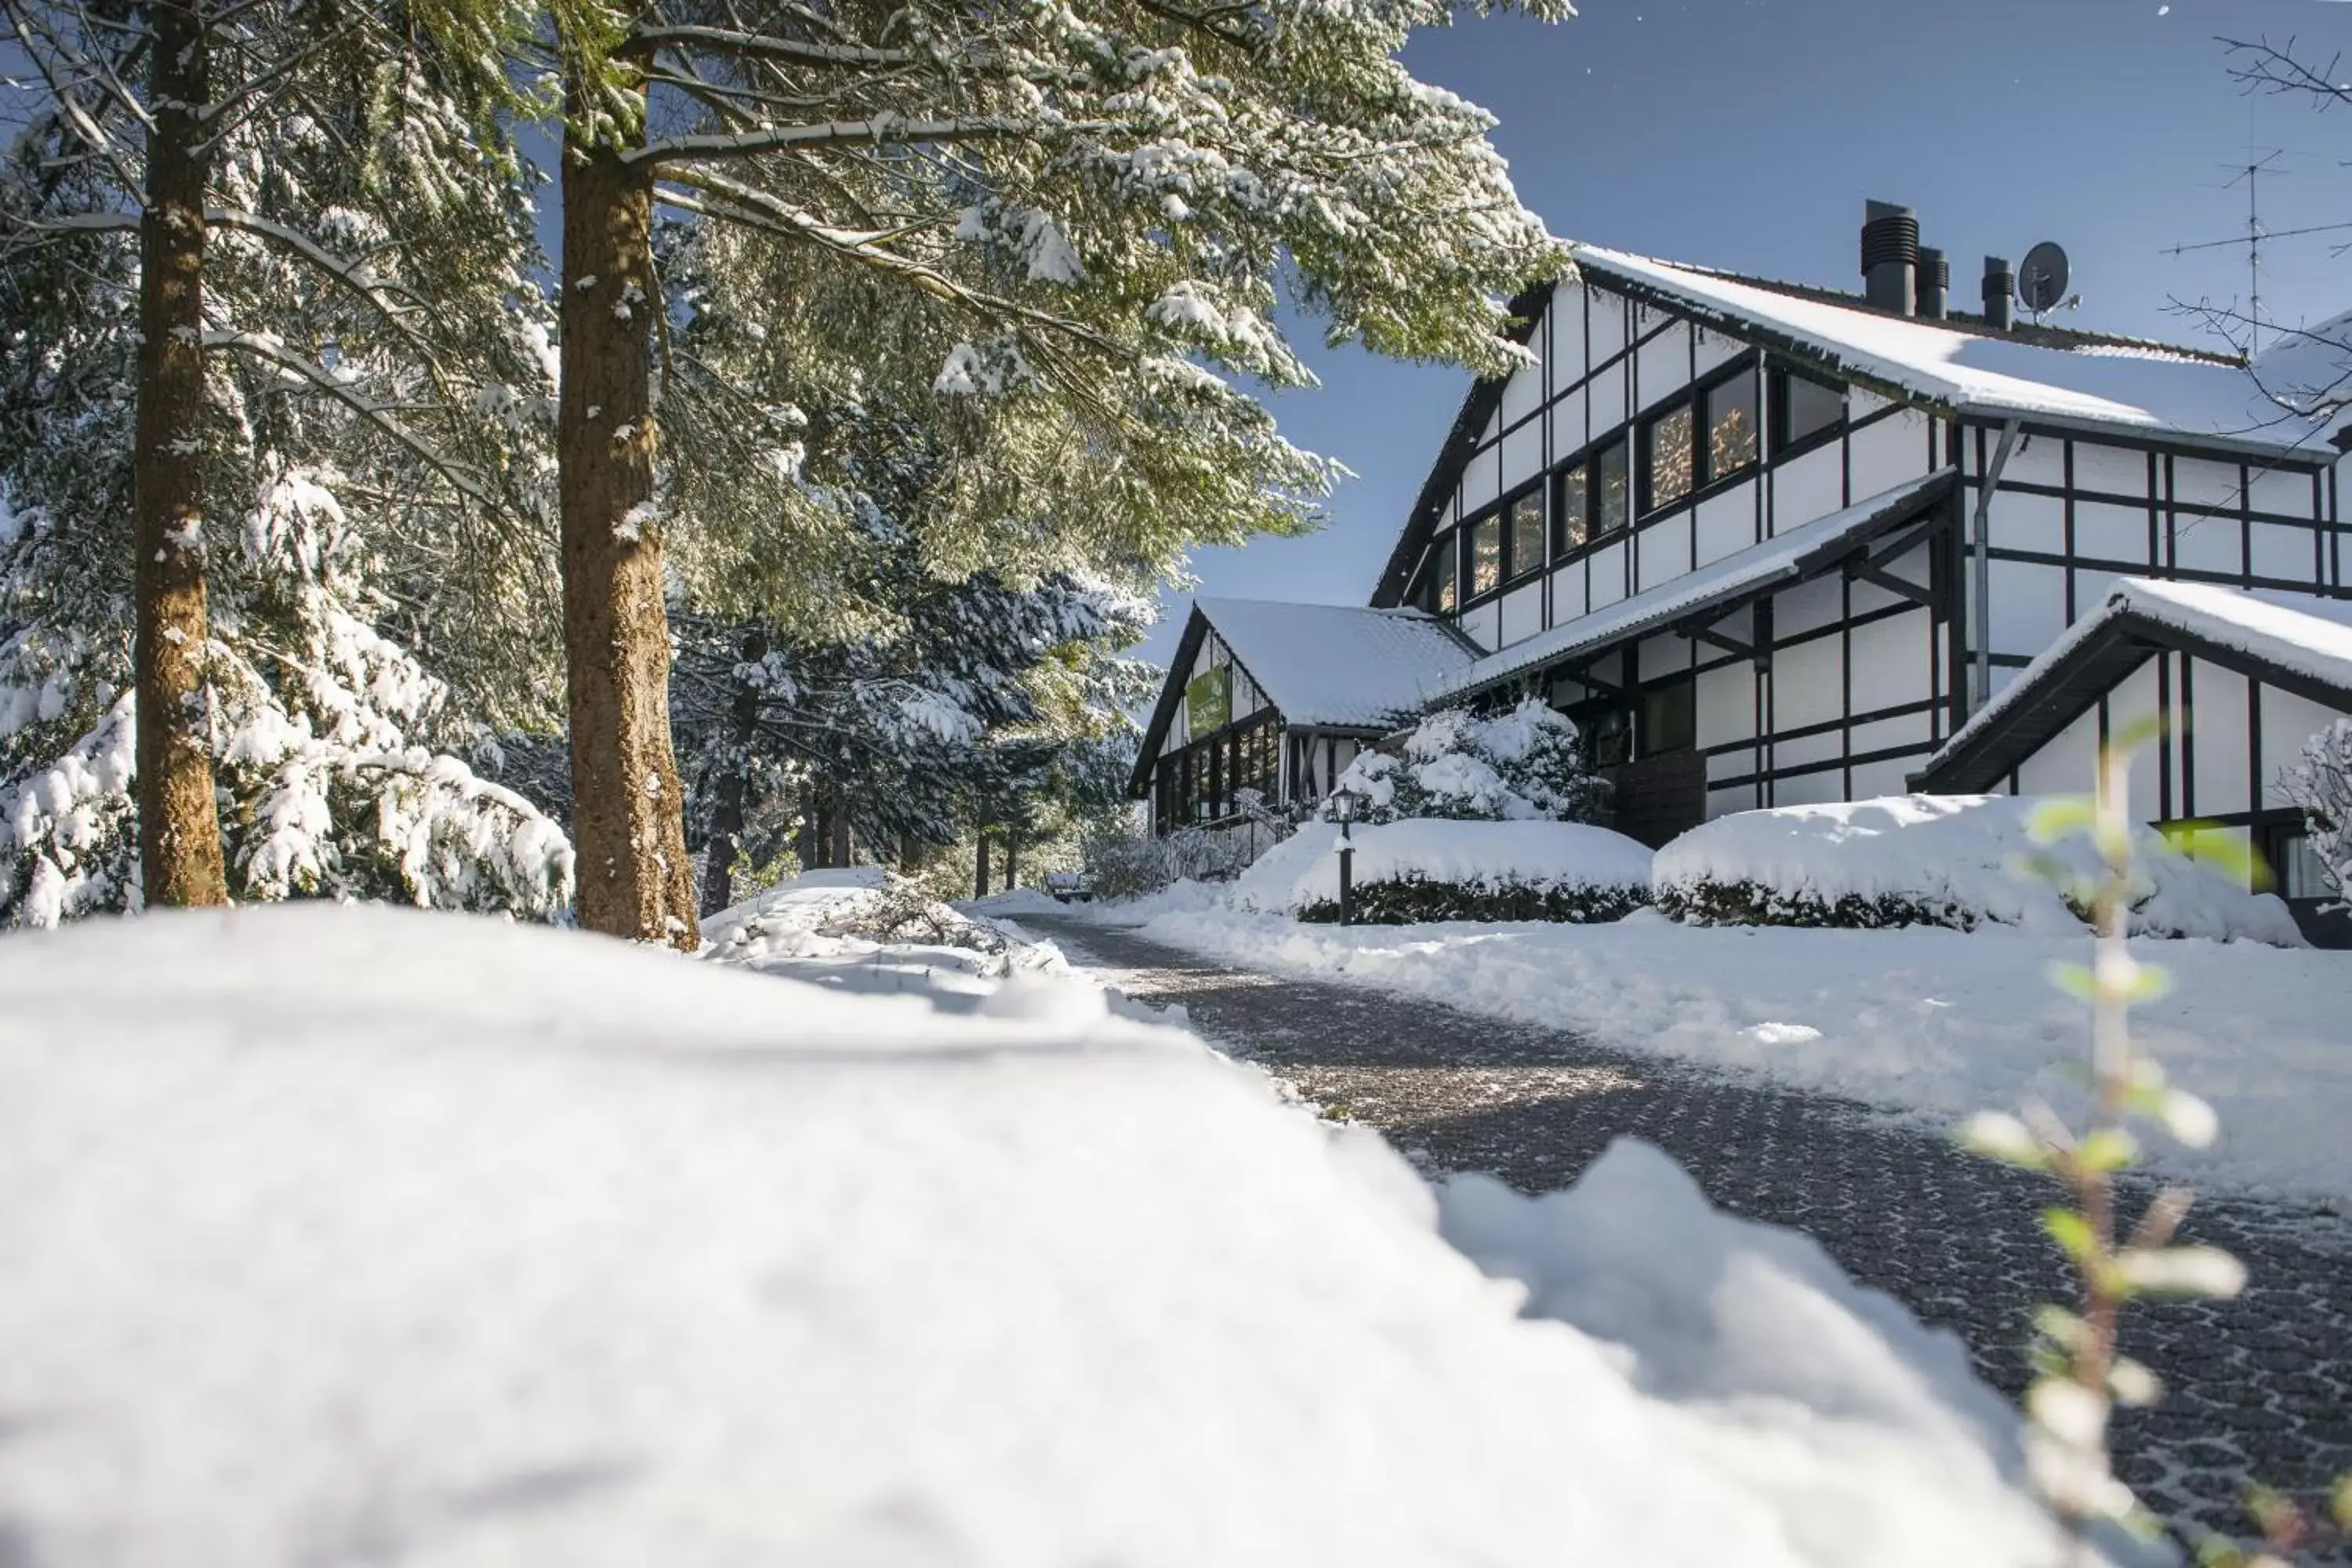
[2163,145,2352,355]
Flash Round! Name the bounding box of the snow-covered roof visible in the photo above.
[1436,469,1957,702]
[1919,577,2352,789]
[1197,597,1477,729]
[1573,247,2343,459]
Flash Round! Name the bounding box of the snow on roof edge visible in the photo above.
[1193,597,1479,730]
[1434,469,1956,702]
[1920,578,2352,783]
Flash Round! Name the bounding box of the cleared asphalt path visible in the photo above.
[1022,913,2352,1560]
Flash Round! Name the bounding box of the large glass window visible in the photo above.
[1595,442,1629,535]
[1589,707,1632,768]
[1645,404,1695,513]
[1777,371,1844,452]
[1468,514,1503,598]
[1554,463,1589,556]
[1640,680,1696,756]
[1432,535,1457,614]
[1704,369,1760,481]
[1507,489,1545,581]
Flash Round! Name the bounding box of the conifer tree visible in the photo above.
[546,0,1572,945]
[0,0,568,924]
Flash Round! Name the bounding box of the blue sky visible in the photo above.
[1134,0,2352,667]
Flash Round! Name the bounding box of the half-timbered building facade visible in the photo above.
[1133,205,2352,908]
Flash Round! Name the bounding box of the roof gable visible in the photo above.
[1916,579,2352,793]
[1575,248,2332,459]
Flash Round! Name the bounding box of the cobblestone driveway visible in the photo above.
[1024,914,2352,1560]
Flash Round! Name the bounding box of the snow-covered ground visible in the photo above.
[1103,895,2350,1207]
[0,891,2128,1566]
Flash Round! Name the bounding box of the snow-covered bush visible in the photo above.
[1086,817,1272,899]
[2285,717,2352,903]
[1654,795,2303,946]
[1330,699,1608,826]
[1242,819,1653,926]
[0,483,572,927]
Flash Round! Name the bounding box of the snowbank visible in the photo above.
[1234,818,1652,920]
[959,886,1070,918]
[702,868,1070,1004]
[1137,903,2352,1205]
[1655,794,2304,946]
[0,904,2101,1567]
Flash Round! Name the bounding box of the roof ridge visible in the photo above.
[1570,245,2244,366]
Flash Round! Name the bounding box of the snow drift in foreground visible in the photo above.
[0,903,2105,1567]
[1655,794,2304,946]
[1128,901,2351,1206]
[1234,818,1654,913]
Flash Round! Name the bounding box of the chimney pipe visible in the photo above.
[1982,256,2015,331]
[1860,200,1919,317]
[1917,247,1950,321]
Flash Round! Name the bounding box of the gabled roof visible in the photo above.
[1195,598,1479,729]
[1915,578,2352,794]
[1574,248,2336,460]
[1433,468,1959,705]
[1374,245,2343,609]
[1127,599,1479,796]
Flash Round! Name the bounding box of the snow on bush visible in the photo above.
[0,485,573,927]
[2285,717,2352,903]
[1237,818,1653,925]
[1654,794,2303,946]
[1332,698,1607,826]
[0,903,2098,1566]
[702,867,1071,1002]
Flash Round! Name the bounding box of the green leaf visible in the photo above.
[2109,714,2169,753]
[1957,1110,2047,1170]
[2048,960,2100,1003]
[2042,1206,2101,1267]
[2171,823,2270,890]
[2027,797,2096,845]
[2077,1126,2140,1173]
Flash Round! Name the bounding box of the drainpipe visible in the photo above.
[1971,420,2024,714]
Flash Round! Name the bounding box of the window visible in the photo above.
[1645,403,1695,513]
[2274,828,2331,901]
[1468,514,1503,597]
[1589,707,1632,768]
[1595,441,1629,535]
[1554,463,1589,556]
[1431,534,1457,614]
[1507,489,1545,581]
[1639,680,1696,756]
[1776,370,1844,452]
[1704,369,1760,481]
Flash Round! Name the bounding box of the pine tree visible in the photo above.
[0,0,571,924]
[544,0,1571,944]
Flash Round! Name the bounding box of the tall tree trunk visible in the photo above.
[696,630,767,917]
[558,99,697,948]
[974,833,990,899]
[133,0,229,910]
[1004,837,1018,890]
[830,805,850,869]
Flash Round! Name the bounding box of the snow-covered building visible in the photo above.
[1134,205,2352,917]
[1130,597,1475,828]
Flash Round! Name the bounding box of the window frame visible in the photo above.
[1552,460,1590,559]
[1502,482,1547,585]
[1640,400,1697,517]
[1771,365,1847,457]
[1459,508,1506,604]
[1700,364,1762,486]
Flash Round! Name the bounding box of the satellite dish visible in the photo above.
[2018,242,2071,315]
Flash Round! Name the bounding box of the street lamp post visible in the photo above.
[1329,785,1369,927]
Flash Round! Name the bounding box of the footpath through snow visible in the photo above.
[1112,895,2352,1208]
[0,888,2135,1567]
